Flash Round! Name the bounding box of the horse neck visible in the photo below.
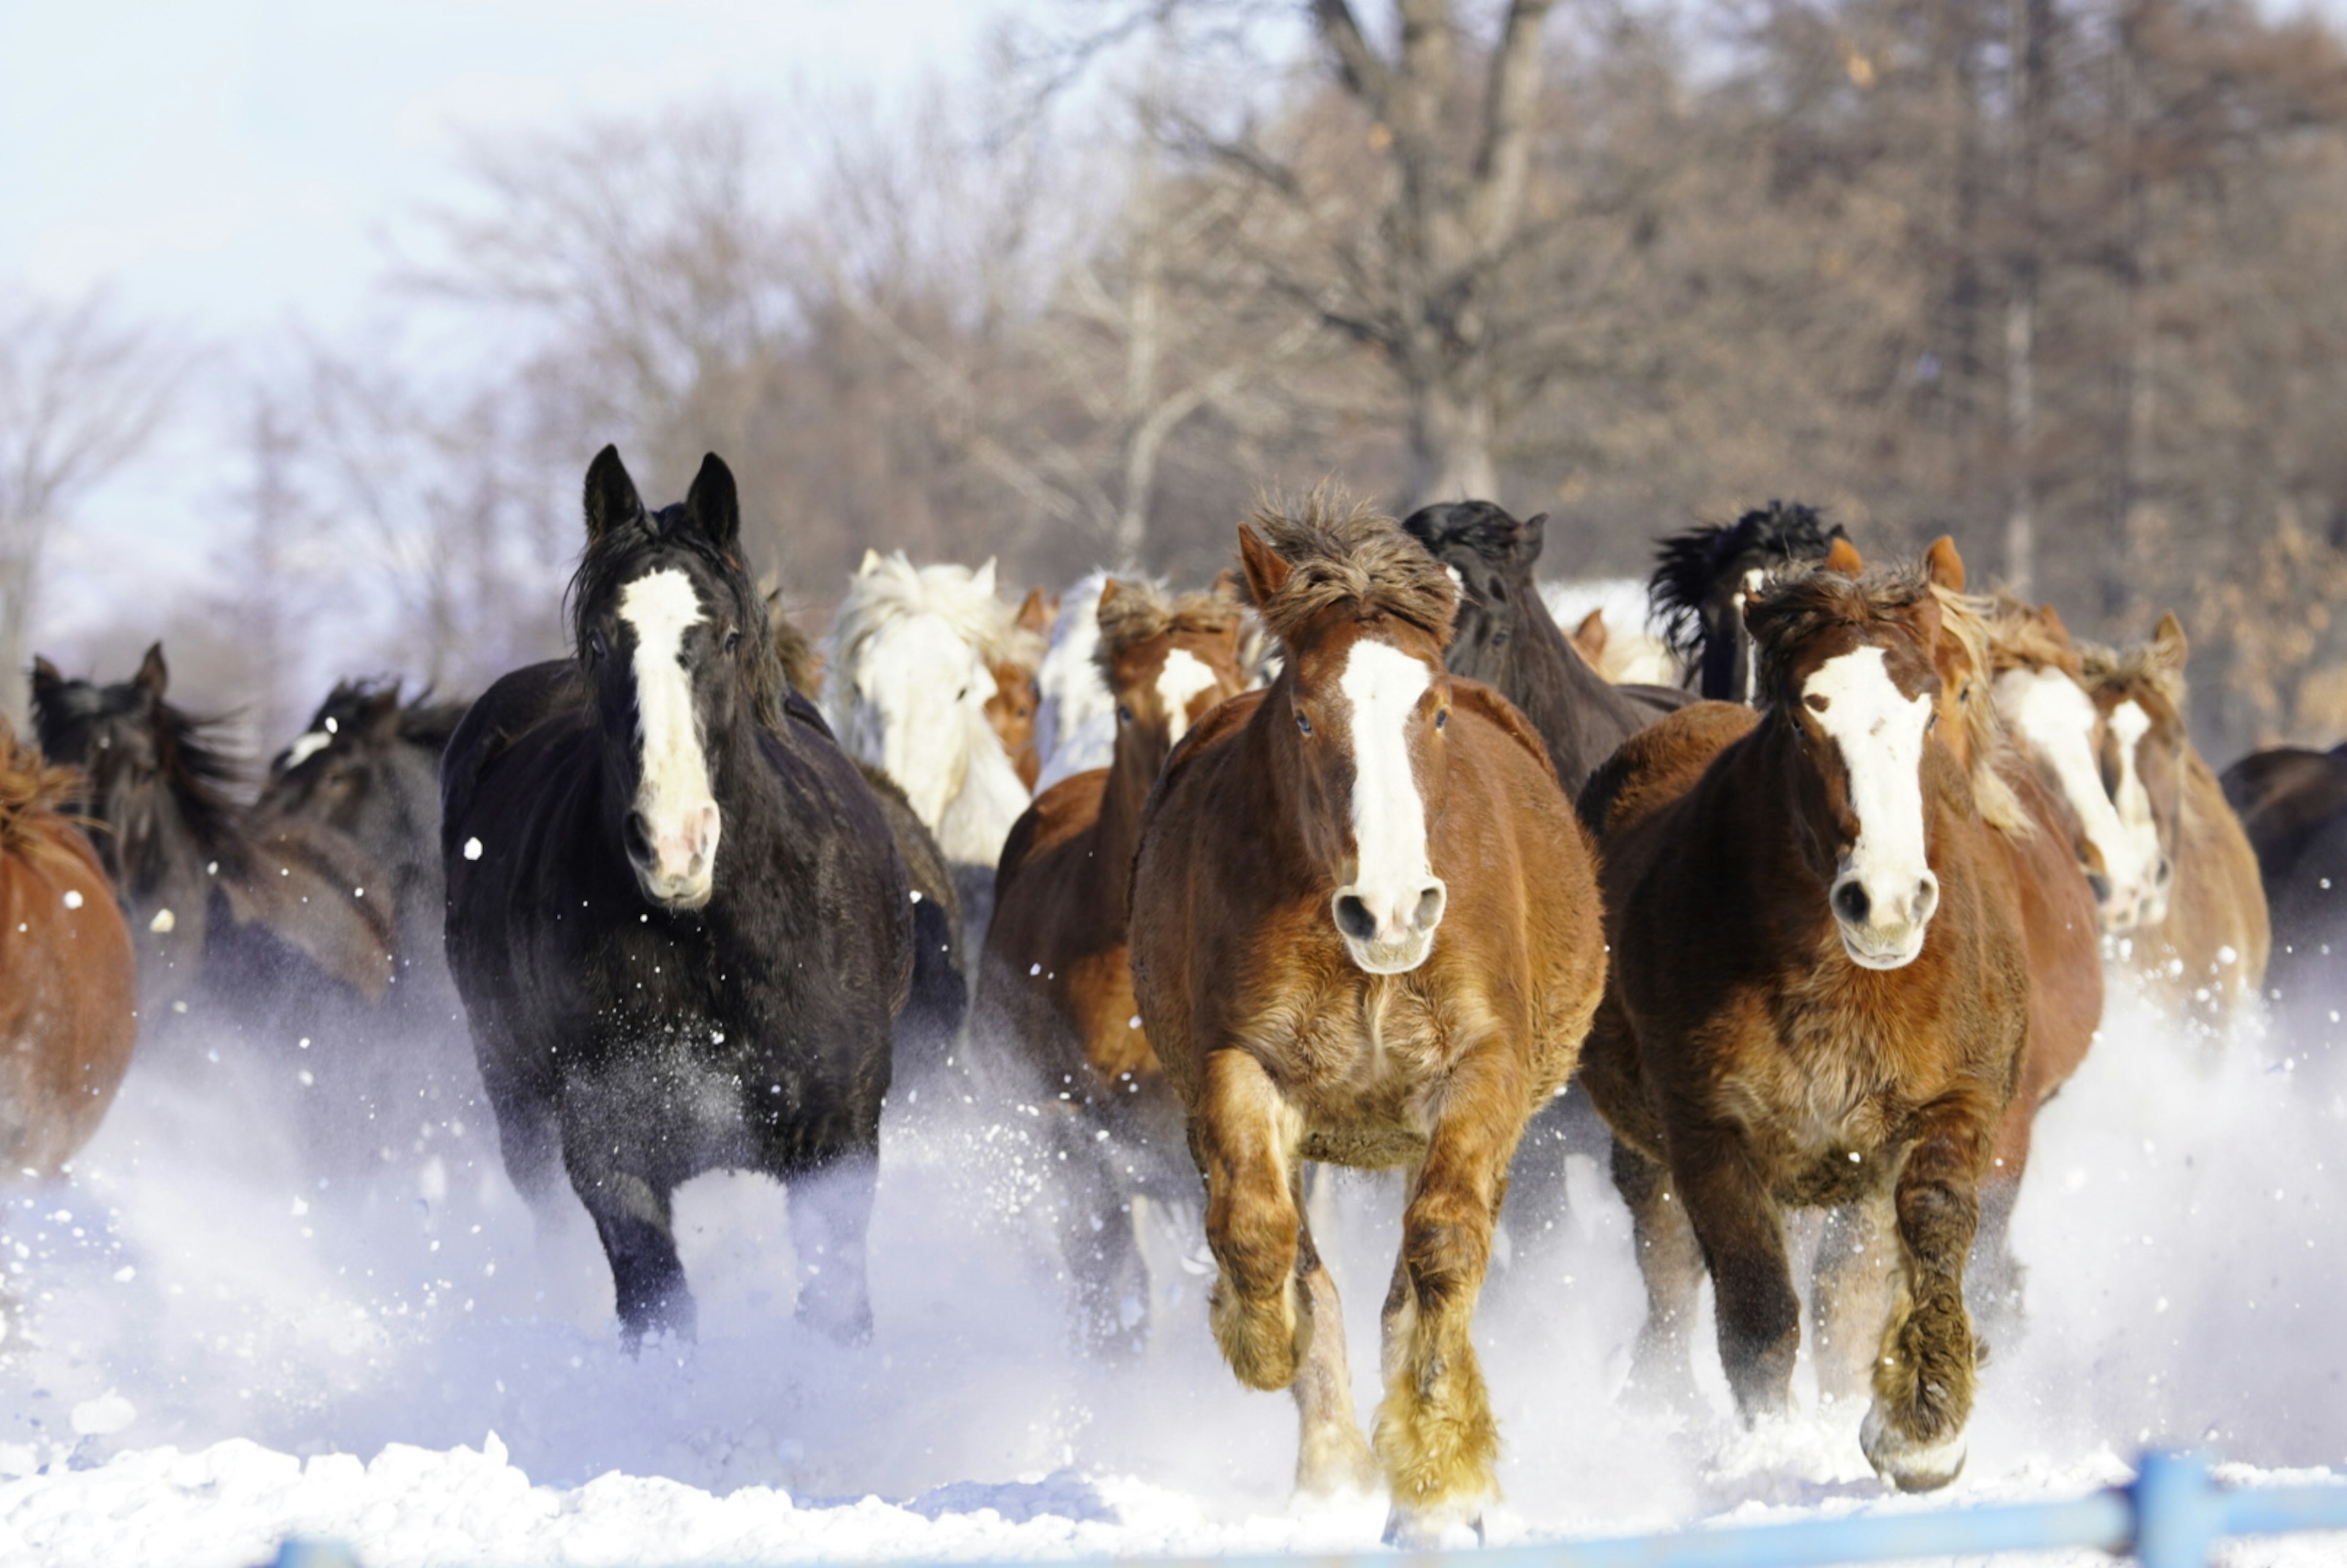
[936,710,1030,867]
[1505,596,1647,779]
[1085,713,1167,908]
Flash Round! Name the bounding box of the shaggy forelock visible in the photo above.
[1745,563,1934,708]
[0,716,84,859]
[1245,492,1458,650]
[823,552,1042,675]
[1398,500,1533,572]
[2079,639,2187,719]
[1930,586,2034,837]
[1093,579,1244,675]
[1983,593,2084,680]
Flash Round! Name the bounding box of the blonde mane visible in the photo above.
[1245,491,1458,650]
[823,552,1043,676]
[1929,587,2037,839]
[1095,579,1245,674]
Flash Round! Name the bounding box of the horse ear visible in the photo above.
[972,559,999,598]
[1211,567,1245,604]
[1017,585,1053,635]
[1096,579,1122,614]
[1573,607,1608,659]
[2038,603,2075,650]
[1518,512,1550,565]
[1236,525,1290,606]
[29,656,61,700]
[685,453,740,552]
[1923,535,1966,592]
[136,643,169,702]
[583,445,644,544]
[2151,611,2189,668]
[858,549,883,577]
[1824,537,1864,576]
[361,686,404,743]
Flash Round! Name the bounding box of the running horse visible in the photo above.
[975,577,1249,1354]
[1129,499,1606,1544]
[1576,555,2026,1491]
[442,447,914,1347]
[0,717,136,1181]
[2078,617,2269,1023]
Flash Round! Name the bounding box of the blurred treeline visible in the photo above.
[12,0,2347,760]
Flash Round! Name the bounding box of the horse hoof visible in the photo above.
[1860,1404,1966,1492]
[1381,1504,1486,1550]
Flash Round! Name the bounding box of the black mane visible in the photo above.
[32,670,247,863]
[1649,502,1847,665]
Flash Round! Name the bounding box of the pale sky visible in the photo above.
[1,0,1013,658]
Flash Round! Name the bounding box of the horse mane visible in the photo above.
[568,502,790,736]
[764,597,825,697]
[1398,500,1537,571]
[1744,562,1934,709]
[1649,502,1846,664]
[1245,491,1458,649]
[1983,593,2084,678]
[2079,638,2188,717]
[824,552,1043,676]
[1094,580,1244,676]
[1928,588,2036,838]
[302,679,469,753]
[0,717,86,862]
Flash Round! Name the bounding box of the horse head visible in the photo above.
[1095,577,1249,780]
[1652,501,1849,702]
[30,643,238,895]
[1240,502,1460,976]
[1746,546,1947,970]
[1397,499,1548,692]
[2080,614,2191,932]
[570,445,773,912]
[1987,597,2160,931]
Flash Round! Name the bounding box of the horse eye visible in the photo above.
[1296,711,1312,736]
[1492,632,1510,646]
[724,629,741,655]
[1927,711,1940,733]
[1434,710,1449,730]
[588,631,608,661]
[1118,705,1134,725]
[956,686,969,702]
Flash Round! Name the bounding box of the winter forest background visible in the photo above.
[9,0,2347,764]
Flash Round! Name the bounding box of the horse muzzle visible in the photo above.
[1831,869,1937,971]
[1332,878,1446,975]
[627,804,721,910]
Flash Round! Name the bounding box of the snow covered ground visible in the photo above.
[2,983,2346,1567]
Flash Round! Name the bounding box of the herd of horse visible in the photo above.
[4,447,2340,1542]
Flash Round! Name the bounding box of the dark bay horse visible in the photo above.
[975,577,1249,1354]
[257,680,468,1013]
[1649,500,1849,702]
[1400,500,1688,797]
[31,647,399,1028]
[1577,560,2026,1492]
[2221,744,2347,1031]
[2079,618,2269,1023]
[441,447,913,1348]
[2222,743,2347,894]
[0,718,136,1178]
[1129,501,1606,1544]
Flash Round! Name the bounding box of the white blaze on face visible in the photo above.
[1994,666,2158,929]
[284,731,333,769]
[2105,698,2167,922]
[1805,646,1938,968]
[1736,567,1767,705]
[619,568,721,906]
[1155,647,1221,745]
[1331,640,1446,973]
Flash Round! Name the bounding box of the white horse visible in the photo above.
[1034,570,1116,792]
[823,551,1035,868]
[1540,577,1679,686]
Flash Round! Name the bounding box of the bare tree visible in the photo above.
[0,291,182,724]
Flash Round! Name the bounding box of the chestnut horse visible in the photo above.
[975,578,1248,1354]
[1576,560,2026,1492]
[1129,500,1604,1544]
[986,587,1052,791]
[2079,617,2269,1022]
[0,718,136,1179]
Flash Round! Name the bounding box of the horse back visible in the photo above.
[0,817,136,1172]
[1993,755,2103,1109]
[2175,747,2271,1002]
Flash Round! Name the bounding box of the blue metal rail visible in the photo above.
[269,1450,2347,1568]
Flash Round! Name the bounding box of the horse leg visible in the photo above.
[565,1150,694,1352]
[1291,1168,1377,1497]
[1611,1137,1704,1410]
[1374,1052,1516,1547]
[1196,1048,1307,1391]
[1054,1116,1146,1358]
[1669,1119,1800,1424]
[1861,1097,1990,1492]
[1966,1104,2034,1356]
[789,1148,879,1346]
[1812,1196,1897,1411]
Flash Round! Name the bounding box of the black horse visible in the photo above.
[2220,742,2347,1047]
[441,446,914,1348]
[1649,500,1849,702]
[31,646,399,1028]
[1399,500,1691,799]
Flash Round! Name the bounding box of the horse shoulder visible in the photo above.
[1448,680,1562,791]
[998,769,1109,884]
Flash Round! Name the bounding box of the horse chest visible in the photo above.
[1718,996,1913,1200]
[1245,972,1443,1169]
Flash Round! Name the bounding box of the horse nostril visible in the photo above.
[1412,884,1445,931]
[1832,881,1870,926]
[2156,856,2174,887]
[1334,894,1376,941]
[2086,870,2112,904]
[1912,874,1939,921]
[625,811,653,861]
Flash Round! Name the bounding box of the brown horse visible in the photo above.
[983,587,1054,791]
[975,577,1249,1353]
[2079,616,2269,1022]
[0,718,136,1179]
[1129,500,1604,1544]
[1576,558,2026,1492]
[1912,541,2104,1338]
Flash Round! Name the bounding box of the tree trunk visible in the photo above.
[1405,373,1499,508]
[2105,0,2152,624]
[0,541,34,733]
[2002,0,2049,597]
